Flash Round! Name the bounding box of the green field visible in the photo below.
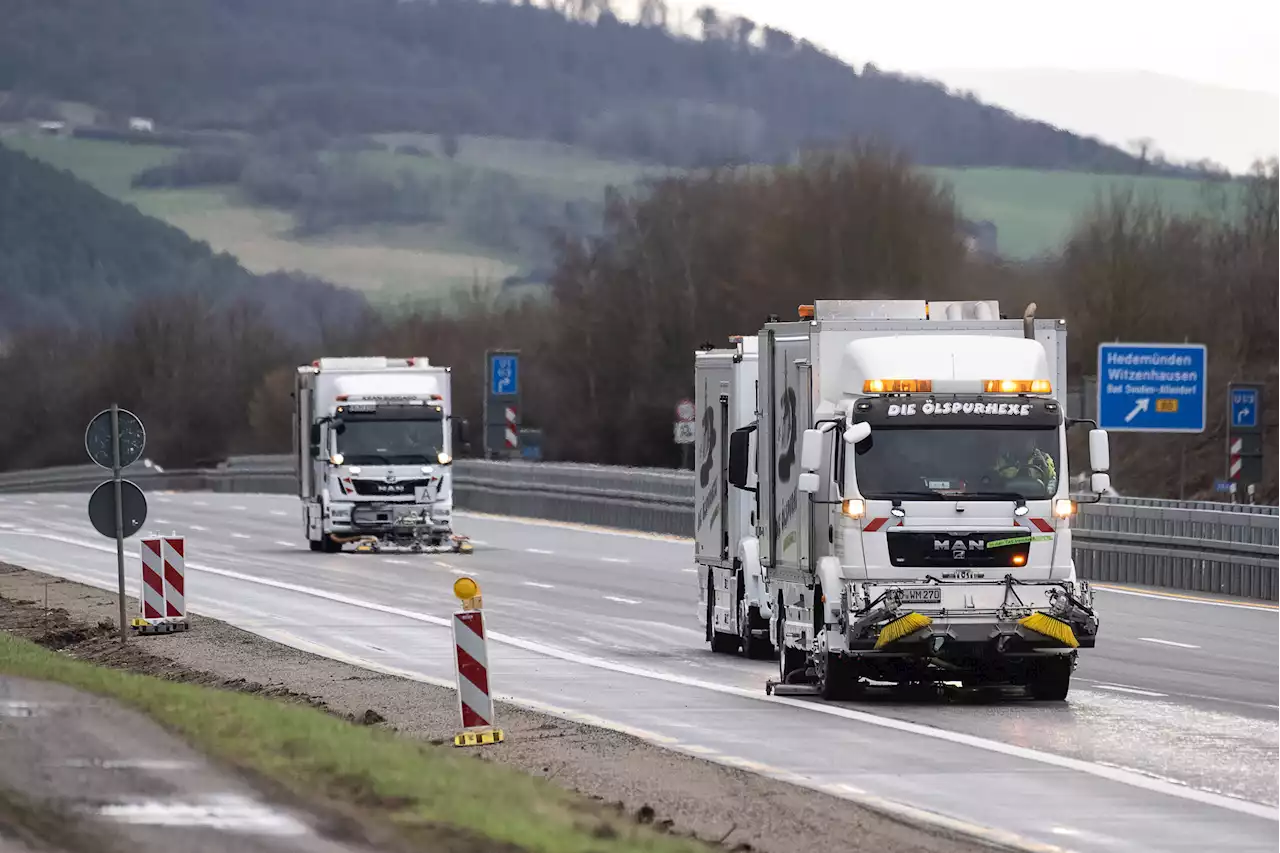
[1,128,1235,300]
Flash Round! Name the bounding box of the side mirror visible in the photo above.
[798,472,820,494]
[800,428,825,473]
[453,418,471,453]
[309,423,321,456]
[1091,472,1111,494]
[843,421,871,445]
[728,428,752,490]
[1089,429,1110,473]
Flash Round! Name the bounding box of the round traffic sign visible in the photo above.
[85,408,146,470]
[88,479,148,539]
[676,399,696,422]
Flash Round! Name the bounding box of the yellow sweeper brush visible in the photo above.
[1019,612,1079,648]
[875,612,933,649]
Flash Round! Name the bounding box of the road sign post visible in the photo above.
[674,398,695,467]
[484,350,521,460]
[85,405,147,642]
[1226,382,1264,499]
[1096,343,1207,433]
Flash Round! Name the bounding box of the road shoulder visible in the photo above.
[0,562,994,853]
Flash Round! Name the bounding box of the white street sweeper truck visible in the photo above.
[293,356,472,554]
[707,299,1112,700]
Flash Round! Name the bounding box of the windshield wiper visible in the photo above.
[870,491,945,500]
[954,491,1031,500]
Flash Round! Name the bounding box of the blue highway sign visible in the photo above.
[1097,343,1206,433]
[490,354,519,396]
[1231,387,1258,429]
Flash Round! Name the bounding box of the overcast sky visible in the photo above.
[647,0,1280,171]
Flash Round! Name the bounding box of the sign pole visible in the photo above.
[111,403,127,642]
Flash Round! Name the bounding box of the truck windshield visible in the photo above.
[853,426,1060,500]
[337,418,445,465]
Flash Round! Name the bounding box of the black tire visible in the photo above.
[308,540,324,552]
[707,578,739,654]
[1027,654,1073,701]
[818,650,862,701]
[322,536,342,554]
[739,598,773,660]
[776,599,806,683]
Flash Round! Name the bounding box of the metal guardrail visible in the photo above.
[0,456,1275,600]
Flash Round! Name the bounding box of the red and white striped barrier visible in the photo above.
[450,577,503,747]
[504,406,519,450]
[132,535,189,635]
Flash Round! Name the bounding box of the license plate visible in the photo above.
[892,586,941,604]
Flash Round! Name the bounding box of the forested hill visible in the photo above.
[2,0,1153,173]
[0,143,367,336]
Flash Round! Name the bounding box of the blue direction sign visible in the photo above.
[1097,343,1206,433]
[1213,480,1233,494]
[1231,387,1258,429]
[490,354,519,396]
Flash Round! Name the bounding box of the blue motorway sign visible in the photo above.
[1214,480,1233,494]
[490,353,519,396]
[1231,387,1258,429]
[1097,343,1206,433]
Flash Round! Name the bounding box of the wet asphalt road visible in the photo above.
[0,491,1275,853]
[0,675,375,853]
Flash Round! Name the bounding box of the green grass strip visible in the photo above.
[0,632,708,853]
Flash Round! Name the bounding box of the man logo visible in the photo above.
[935,538,985,559]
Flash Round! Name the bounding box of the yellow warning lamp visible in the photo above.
[453,576,482,610]
[982,379,1052,394]
[798,304,815,319]
[863,379,932,393]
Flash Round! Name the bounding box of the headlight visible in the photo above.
[437,452,452,465]
[329,453,344,465]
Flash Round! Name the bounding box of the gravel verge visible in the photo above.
[0,562,994,853]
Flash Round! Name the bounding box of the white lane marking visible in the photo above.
[263,634,1074,853]
[1091,684,1169,698]
[385,559,410,566]
[55,503,71,510]
[230,533,251,540]
[523,581,554,589]
[274,541,296,548]
[231,505,248,511]
[23,500,37,506]
[97,795,308,835]
[270,510,288,517]
[600,557,629,564]
[1095,585,1278,612]
[1138,637,1201,649]
[1079,678,1280,712]
[61,758,195,771]
[192,501,208,507]
[456,510,691,544]
[682,568,697,573]
[10,527,1277,822]
[604,595,641,605]
[524,548,554,555]
[153,518,173,525]
[190,525,208,532]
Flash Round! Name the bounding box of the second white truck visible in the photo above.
[699,299,1111,701]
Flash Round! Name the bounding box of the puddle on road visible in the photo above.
[94,794,309,835]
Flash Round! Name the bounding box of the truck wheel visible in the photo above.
[308,540,324,552]
[738,599,772,660]
[707,579,739,654]
[322,536,342,554]
[776,603,806,683]
[1027,655,1072,701]
[818,650,863,702]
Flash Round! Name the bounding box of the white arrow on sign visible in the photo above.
[1124,398,1150,423]
[1236,407,1251,424]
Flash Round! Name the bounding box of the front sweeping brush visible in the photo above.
[1019,612,1079,648]
[874,612,932,649]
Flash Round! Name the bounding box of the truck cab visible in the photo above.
[294,357,468,553]
[724,300,1111,700]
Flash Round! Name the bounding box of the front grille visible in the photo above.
[351,478,433,497]
[886,531,1031,569]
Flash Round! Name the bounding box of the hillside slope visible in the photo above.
[0,0,1155,173]
[0,141,366,335]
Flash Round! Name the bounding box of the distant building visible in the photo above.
[128,117,155,133]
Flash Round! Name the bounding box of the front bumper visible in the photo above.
[841,579,1098,655]
[327,501,452,535]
